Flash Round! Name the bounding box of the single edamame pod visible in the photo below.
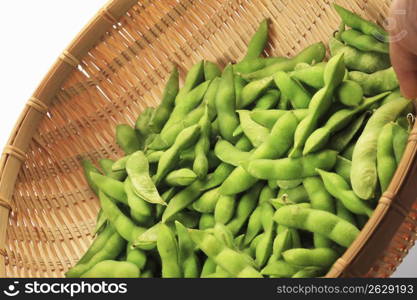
[175,221,200,278]
[204,61,222,81]
[165,168,197,186]
[157,224,182,278]
[243,19,269,60]
[376,123,397,192]
[274,71,311,109]
[116,124,141,155]
[250,109,308,129]
[240,76,274,109]
[214,194,236,225]
[243,205,263,246]
[340,29,389,54]
[214,139,252,167]
[282,248,339,268]
[192,187,220,214]
[393,122,409,165]
[254,89,280,110]
[245,150,338,180]
[334,156,352,184]
[99,158,126,181]
[273,205,360,247]
[81,159,100,195]
[81,260,139,278]
[175,61,205,105]
[261,260,301,277]
[351,98,410,200]
[193,106,212,179]
[290,62,326,89]
[336,80,363,107]
[199,213,215,230]
[149,67,180,133]
[90,172,128,204]
[292,266,325,278]
[234,57,288,74]
[349,67,399,96]
[237,110,270,147]
[329,112,367,152]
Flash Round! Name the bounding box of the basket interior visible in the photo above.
[3,0,397,277]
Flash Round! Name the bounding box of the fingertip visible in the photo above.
[398,71,417,99]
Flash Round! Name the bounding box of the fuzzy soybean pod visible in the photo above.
[81,260,140,278]
[292,266,325,278]
[99,191,146,242]
[112,155,130,172]
[241,42,326,80]
[220,111,300,195]
[253,89,281,110]
[393,123,409,165]
[175,221,200,278]
[276,185,309,205]
[116,124,142,155]
[82,159,100,195]
[200,258,217,277]
[214,140,252,167]
[349,67,399,96]
[329,38,390,74]
[303,177,335,248]
[193,106,212,179]
[226,183,263,235]
[255,203,275,267]
[149,67,179,133]
[272,228,292,260]
[175,60,205,105]
[290,62,326,89]
[99,158,126,181]
[246,150,338,181]
[274,205,360,247]
[317,169,373,217]
[329,112,367,152]
[126,242,147,270]
[282,248,339,268]
[377,123,397,192]
[336,80,363,107]
[290,53,346,158]
[124,178,153,226]
[274,71,312,109]
[234,57,288,74]
[240,76,274,109]
[336,200,357,226]
[199,162,235,191]
[335,156,352,184]
[250,109,308,129]
[243,205,263,246]
[189,229,263,278]
[341,29,389,54]
[215,65,239,142]
[334,4,388,42]
[157,223,182,278]
[193,187,220,213]
[214,194,237,225]
[154,124,201,184]
[199,214,216,230]
[204,61,222,81]
[303,92,389,155]
[162,179,206,223]
[165,168,197,186]
[261,260,301,277]
[90,173,128,204]
[351,98,410,200]
[204,78,221,119]
[66,229,126,278]
[237,110,270,147]
[243,19,269,60]
[126,151,166,205]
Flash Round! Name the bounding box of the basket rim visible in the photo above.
[0,0,414,278]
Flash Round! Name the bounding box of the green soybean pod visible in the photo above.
[175,221,200,278]
[292,266,325,278]
[283,248,339,268]
[261,260,301,277]
[244,19,269,60]
[336,200,357,226]
[335,156,352,184]
[81,260,140,278]
[336,80,363,107]
[112,155,130,172]
[200,258,217,277]
[317,169,373,217]
[240,76,274,108]
[290,62,326,89]
[199,213,216,230]
[254,89,280,110]
[135,107,155,140]
[215,64,239,142]
[255,203,275,267]
[90,172,128,204]
[99,158,126,181]
[214,194,236,224]
[329,37,390,74]
[193,187,220,214]
[149,67,180,133]
[175,61,205,105]
[272,228,293,260]
[237,110,270,147]
[243,205,263,246]
[234,57,288,74]
[246,150,338,180]
[276,185,309,205]
[351,98,410,200]
[349,67,399,96]
[116,124,142,155]
[241,42,326,80]
[165,168,197,187]
[81,159,100,195]
[126,243,147,270]
[157,224,182,278]
[377,123,397,192]
[204,61,222,81]
[274,71,311,109]
[341,29,389,54]
[124,178,153,226]
[393,123,409,165]
[273,205,360,247]
[214,140,251,167]
[330,112,367,152]
[250,109,308,129]
[333,4,388,42]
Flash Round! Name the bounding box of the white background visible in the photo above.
[0,0,415,277]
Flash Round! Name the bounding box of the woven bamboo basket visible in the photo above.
[0,0,416,278]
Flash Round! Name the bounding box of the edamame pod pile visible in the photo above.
[68,5,412,278]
